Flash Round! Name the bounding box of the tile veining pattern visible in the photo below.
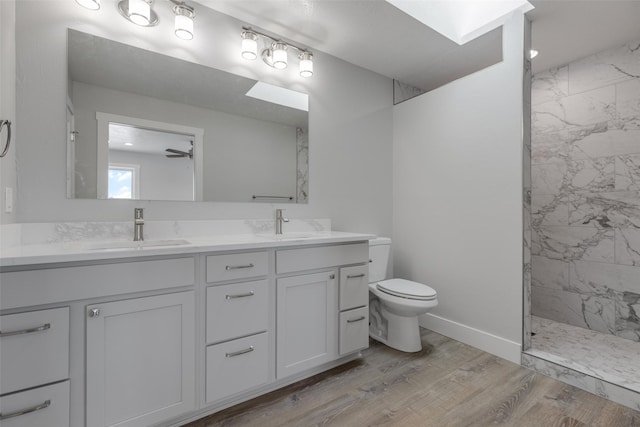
[523,20,533,350]
[296,127,309,203]
[531,39,640,342]
[530,316,640,393]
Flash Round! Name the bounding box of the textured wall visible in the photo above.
[531,39,640,341]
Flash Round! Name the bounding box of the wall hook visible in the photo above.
[0,120,12,158]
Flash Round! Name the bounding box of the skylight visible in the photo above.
[386,0,534,45]
[245,82,309,112]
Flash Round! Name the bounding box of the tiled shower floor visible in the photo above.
[529,316,640,393]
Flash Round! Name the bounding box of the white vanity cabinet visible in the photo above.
[85,291,195,427]
[0,234,373,427]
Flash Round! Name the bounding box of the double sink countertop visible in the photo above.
[0,230,375,268]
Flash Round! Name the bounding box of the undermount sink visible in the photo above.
[87,239,191,250]
[257,232,317,241]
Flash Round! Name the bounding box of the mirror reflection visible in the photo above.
[67,29,309,203]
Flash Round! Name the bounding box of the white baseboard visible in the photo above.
[419,313,522,364]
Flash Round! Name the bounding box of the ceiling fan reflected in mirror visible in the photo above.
[165,140,193,159]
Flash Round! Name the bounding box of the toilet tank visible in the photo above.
[369,237,392,283]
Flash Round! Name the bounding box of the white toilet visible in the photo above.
[369,237,438,352]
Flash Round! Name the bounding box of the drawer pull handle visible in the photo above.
[226,291,255,300]
[226,346,254,358]
[347,316,366,323]
[347,273,366,279]
[0,399,51,420]
[225,263,254,270]
[0,323,51,338]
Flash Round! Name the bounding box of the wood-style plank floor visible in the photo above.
[187,329,640,427]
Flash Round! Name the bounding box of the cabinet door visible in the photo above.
[276,271,337,379]
[86,291,195,427]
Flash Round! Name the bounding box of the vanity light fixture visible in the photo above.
[241,27,314,78]
[530,49,539,59]
[76,0,101,10]
[172,1,195,40]
[117,0,158,27]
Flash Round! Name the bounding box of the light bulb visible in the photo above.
[129,0,150,26]
[241,31,258,60]
[299,52,313,77]
[174,8,194,40]
[272,43,288,70]
[75,0,100,10]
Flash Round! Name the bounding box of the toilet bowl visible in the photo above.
[369,238,438,352]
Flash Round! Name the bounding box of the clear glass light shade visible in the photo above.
[129,0,151,26]
[241,32,258,60]
[75,0,100,10]
[299,53,313,77]
[272,43,288,69]
[175,14,194,40]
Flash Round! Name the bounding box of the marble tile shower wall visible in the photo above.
[531,39,640,342]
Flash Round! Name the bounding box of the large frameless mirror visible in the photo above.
[67,29,309,203]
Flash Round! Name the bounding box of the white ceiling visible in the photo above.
[198,0,640,90]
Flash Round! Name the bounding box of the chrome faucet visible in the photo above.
[275,209,289,235]
[133,208,144,241]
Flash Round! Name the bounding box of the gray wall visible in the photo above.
[15,0,393,237]
[531,38,640,342]
[0,0,16,225]
[392,12,526,363]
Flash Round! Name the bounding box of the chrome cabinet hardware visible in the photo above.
[252,195,294,200]
[225,291,255,300]
[225,263,254,270]
[0,120,11,158]
[0,323,51,338]
[0,399,51,420]
[347,316,366,323]
[347,273,366,279]
[88,308,101,318]
[225,346,254,358]
[329,274,335,280]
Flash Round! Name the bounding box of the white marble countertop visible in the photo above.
[0,231,375,268]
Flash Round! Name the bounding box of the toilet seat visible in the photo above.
[377,279,437,301]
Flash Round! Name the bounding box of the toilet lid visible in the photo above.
[377,279,437,301]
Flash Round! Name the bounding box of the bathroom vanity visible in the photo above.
[0,227,372,427]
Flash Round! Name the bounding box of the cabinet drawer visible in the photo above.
[206,252,268,283]
[1,257,195,310]
[206,332,269,403]
[339,265,369,311]
[206,280,269,344]
[339,307,369,355]
[276,243,368,274]
[0,307,69,395]
[0,380,70,427]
